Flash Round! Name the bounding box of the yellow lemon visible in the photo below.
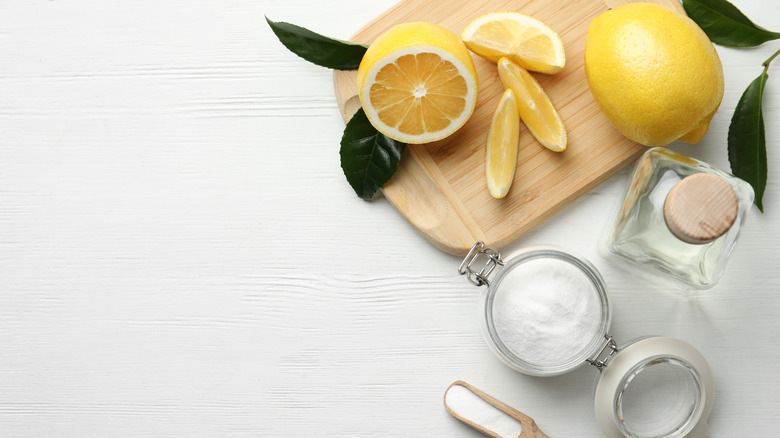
[357,22,478,144]
[584,3,724,146]
[498,57,566,152]
[461,11,565,74]
[486,89,521,198]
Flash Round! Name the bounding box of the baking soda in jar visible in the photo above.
[491,256,604,368]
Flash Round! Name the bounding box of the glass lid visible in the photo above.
[594,337,714,438]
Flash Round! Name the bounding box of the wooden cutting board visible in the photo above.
[334,0,683,256]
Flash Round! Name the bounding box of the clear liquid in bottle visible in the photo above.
[607,148,754,289]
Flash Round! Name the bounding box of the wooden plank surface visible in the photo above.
[334,0,683,255]
[2,0,780,436]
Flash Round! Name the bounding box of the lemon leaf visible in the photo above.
[682,0,780,47]
[266,17,368,70]
[340,108,406,200]
[727,57,773,212]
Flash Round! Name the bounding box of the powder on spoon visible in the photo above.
[444,383,523,438]
[491,256,604,367]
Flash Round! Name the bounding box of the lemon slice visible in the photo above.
[498,57,566,152]
[461,12,565,74]
[357,22,479,144]
[486,89,520,198]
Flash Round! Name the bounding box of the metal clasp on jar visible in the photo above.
[587,335,619,371]
[458,241,505,287]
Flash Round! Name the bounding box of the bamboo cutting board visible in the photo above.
[334,0,683,256]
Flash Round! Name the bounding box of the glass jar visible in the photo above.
[458,242,714,438]
[606,147,754,289]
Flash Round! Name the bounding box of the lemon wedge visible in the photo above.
[498,57,566,152]
[357,22,478,144]
[486,89,521,198]
[461,12,565,74]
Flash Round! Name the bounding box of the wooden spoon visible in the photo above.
[444,381,550,438]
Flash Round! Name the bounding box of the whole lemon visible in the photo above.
[584,3,724,146]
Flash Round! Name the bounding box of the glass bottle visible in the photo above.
[606,147,754,289]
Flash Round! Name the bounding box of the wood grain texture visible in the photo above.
[1,0,780,436]
[663,173,739,243]
[334,0,684,255]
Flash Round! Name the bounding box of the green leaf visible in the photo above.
[682,0,780,47]
[728,66,769,212]
[340,108,406,200]
[266,16,368,70]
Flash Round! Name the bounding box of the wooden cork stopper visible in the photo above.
[663,173,738,244]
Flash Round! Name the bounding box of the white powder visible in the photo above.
[492,256,603,367]
[445,383,523,438]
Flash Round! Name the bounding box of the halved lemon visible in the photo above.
[461,12,565,74]
[357,22,478,144]
[498,57,566,152]
[486,89,520,198]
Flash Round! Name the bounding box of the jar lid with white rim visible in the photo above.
[458,242,714,438]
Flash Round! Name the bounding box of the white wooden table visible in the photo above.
[1,0,779,436]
